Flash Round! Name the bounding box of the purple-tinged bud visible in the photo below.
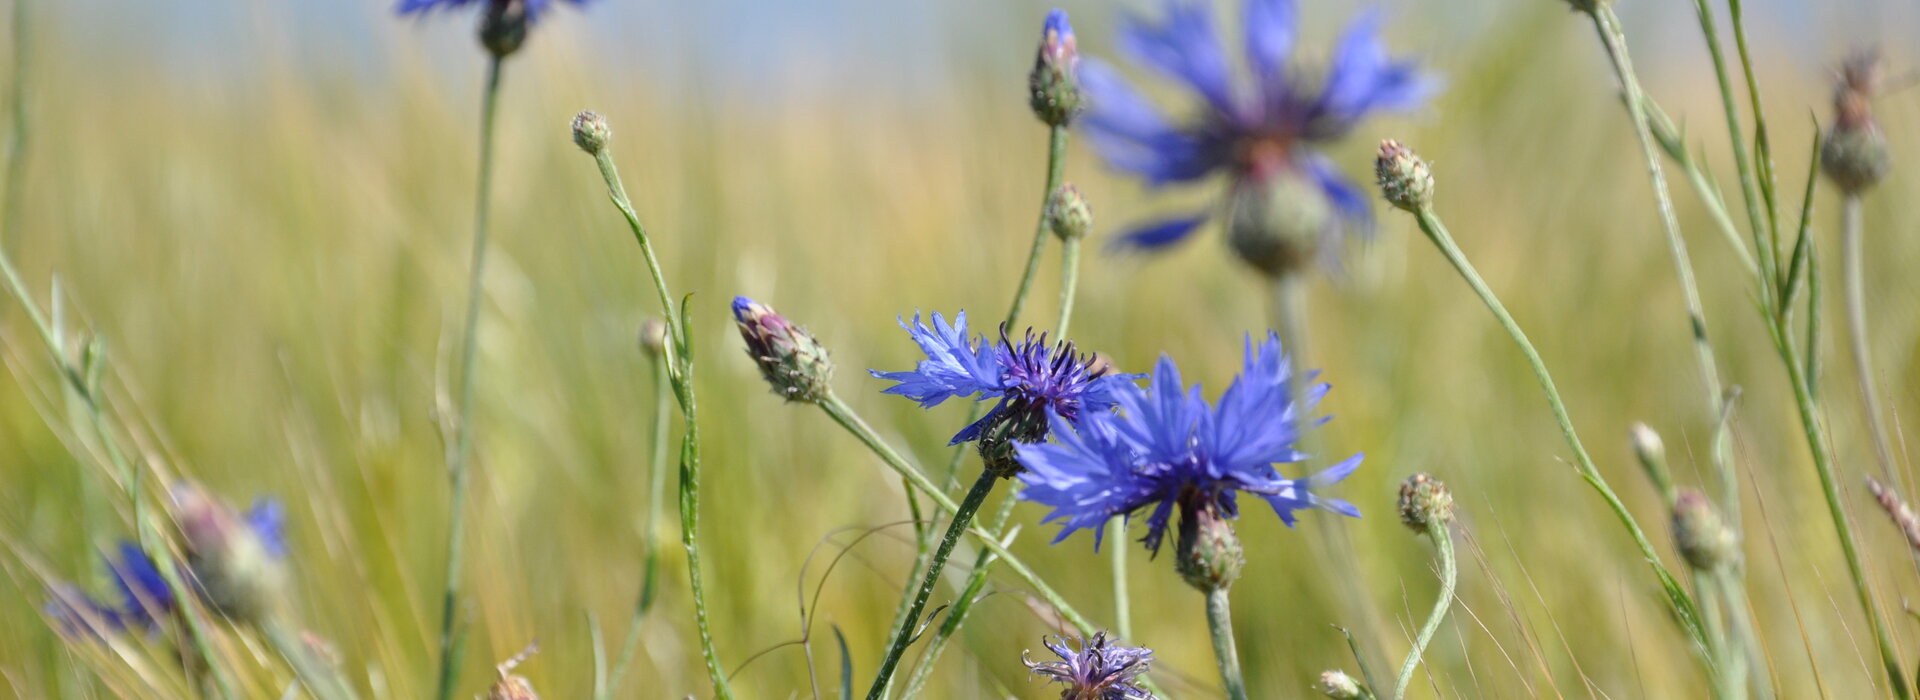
[1028,10,1082,127]
[1672,489,1736,571]
[1375,139,1434,213]
[1397,473,1454,535]
[732,297,834,403]
[1046,183,1093,241]
[1175,499,1244,592]
[172,484,288,624]
[1316,670,1364,699]
[479,0,530,57]
[637,318,669,358]
[1226,168,1333,278]
[571,110,611,156]
[1822,51,1891,195]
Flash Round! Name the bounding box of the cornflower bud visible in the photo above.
[571,110,611,156]
[1398,473,1454,535]
[479,0,530,57]
[1375,139,1434,214]
[172,484,289,625]
[1226,168,1334,278]
[1316,669,1364,699]
[1821,50,1891,194]
[1672,489,1737,571]
[1175,500,1245,592]
[732,297,834,403]
[637,318,669,358]
[1046,183,1093,241]
[1028,10,1082,126]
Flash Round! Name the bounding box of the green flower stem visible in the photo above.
[1392,526,1456,700]
[584,126,730,699]
[1642,102,1757,277]
[604,354,674,700]
[899,493,1020,698]
[1055,236,1082,339]
[816,393,1098,635]
[864,472,997,699]
[1683,0,1775,292]
[1840,195,1897,483]
[1408,206,1705,647]
[432,53,504,700]
[1204,587,1250,700]
[1591,6,1738,525]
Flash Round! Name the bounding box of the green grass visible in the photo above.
[2,5,1919,698]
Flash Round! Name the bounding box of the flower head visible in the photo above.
[1030,10,1084,126]
[174,486,291,624]
[733,296,835,404]
[1082,0,1434,275]
[397,0,589,56]
[1023,632,1155,700]
[870,312,1130,453]
[1016,333,1360,554]
[45,541,169,637]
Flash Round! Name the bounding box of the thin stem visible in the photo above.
[264,618,361,700]
[1392,526,1457,700]
[864,472,997,699]
[432,53,503,700]
[1106,519,1130,638]
[1684,0,1775,288]
[605,354,674,700]
[1840,195,1897,483]
[590,152,681,366]
[900,494,1019,697]
[1204,587,1249,700]
[1410,207,1705,646]
[1593,6,1738,525]
[816,393,1098,635]
[1055,236,1082,339]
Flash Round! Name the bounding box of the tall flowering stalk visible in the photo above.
[399,1,586,696]
[1390,475,1455,700]
[1017,333,1361,699]
[571,111,731,698]
[1822,51,1896,485]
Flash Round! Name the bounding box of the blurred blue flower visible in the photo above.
[1016,332,1360,553]
[395,0,586,21]
[106,541,174,630]
[1023,632,1156,700]
[244,498,289,560]
[870,312,1132,446]
[1082,0,1434,257]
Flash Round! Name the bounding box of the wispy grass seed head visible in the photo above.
[732,296,834,404]
[1082,0,1434,271]
[1023,632,1156,700]
[1015,333,1361,555]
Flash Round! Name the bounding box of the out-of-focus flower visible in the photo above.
[1082,0,1434,276]
[397,0,590,57]
[1023,632,1155,700]
[1030,9,1083,126]
[1016,333,1360,553]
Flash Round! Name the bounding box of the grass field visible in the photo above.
[2,1,1919,698]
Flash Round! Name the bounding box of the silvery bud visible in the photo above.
[637,318,669,358]
[1375,139,1434,213]
[1046,183,1093,241]
[1398,473,1455,535]
[571,110,611,156]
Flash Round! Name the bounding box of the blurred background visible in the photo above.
[3,0,1920,697]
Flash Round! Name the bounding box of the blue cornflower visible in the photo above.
[870,312,1131,450]
[1023,632,1156,700]
[1082,0,1434,274]
[46,540,171,637]
[1015,332,1360,554]
[397,0,588,56]
[396,0,583,22]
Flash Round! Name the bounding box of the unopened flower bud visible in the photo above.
[1316,669,1364,699]
[1672,489,1737,571]
[1028,10,1082,126]
[1398,473,1454,535]
[1046,184,1093,241]
[637,318,669,358]
[1628,422,1664,467]
[732,297,834,403]
[1375,139,1434,213]
[571,110,611,156]
[1822,50,1891,194]
[1226,168,1333,278]
[479,0,530,57]
[172,484,289,624]
[1175,501,1244,592]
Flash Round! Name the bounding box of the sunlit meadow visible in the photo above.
[2,0,1919,698]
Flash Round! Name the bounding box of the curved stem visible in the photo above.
[433,54,503,700]
[1205,587,1250,700]
[1409,207,1705,646]
[1841,195,1897,482]
[1393,526,1456,700]
[864,472,997,699]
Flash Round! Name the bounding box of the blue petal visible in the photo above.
[1079,61,1232,186]
[1304,152,1375,237]
[246,498,289,559]
[868,311,1005,407]
[1117,1,1238,116]
[107,542,173,629]
[1106,213,1211,253]
[1244,0,1297,85]
[1308,10,1436,137]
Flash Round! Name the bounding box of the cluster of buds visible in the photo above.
[1175,498,1246,592]
[1821,50,1892,195]
[1028,10,1082,127]
[1397,473,1454,535]
[1375,140,1435,214]
[732,297,835,403]
[1671,489,1737,571]
[1046,183,1093,242]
